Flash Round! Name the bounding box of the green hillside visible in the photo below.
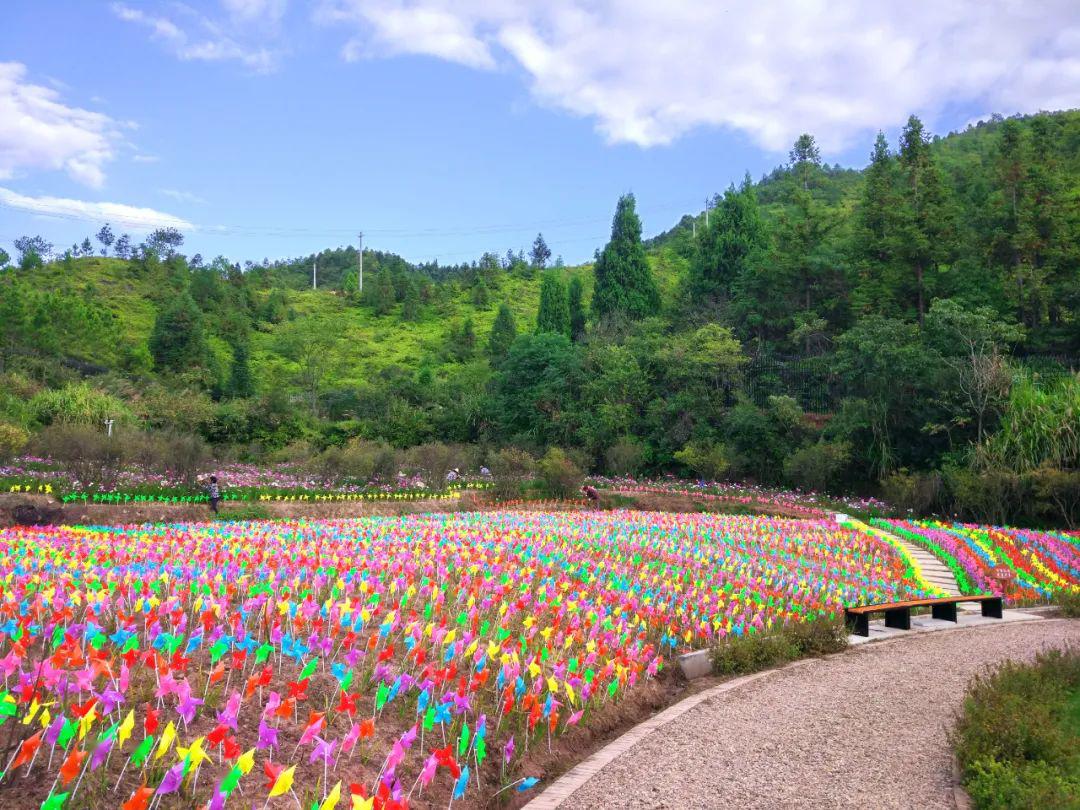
[1,110,1078,528]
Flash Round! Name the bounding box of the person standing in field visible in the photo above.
[207,475,221,515]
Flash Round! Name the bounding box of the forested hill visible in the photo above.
[1,110,1078,520]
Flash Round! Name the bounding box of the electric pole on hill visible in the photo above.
[312,257,317,290]
[705,197,710,229]
[358,232,363,293]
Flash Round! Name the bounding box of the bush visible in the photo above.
[29,382,133,427]
[945,465,1028,526]
[310,438,400,486]
[783,441,851,493]
[711,632,798,676]
[784,614,849,656]
[0,422,29,462]
[1058,589,1080,619]
[881,470,944,516]
[405,442,459,489]
[489,448,535,499]
[710,614,847,677]
[605,437,645,477]
[34,424,125,489]
[538,447,584,498]
[673,441,729,481]
[1029,466,1080,529]
[953,645,1080,810]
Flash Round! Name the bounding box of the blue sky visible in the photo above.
[3,1,1079,266]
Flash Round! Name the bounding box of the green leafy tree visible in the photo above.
[592,194,660,321]
[536,271,570,336]
[487,303,518,362]
[495,333,582,447]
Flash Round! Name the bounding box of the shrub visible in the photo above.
[0,422,29,463]
[881,470,943,516]
[489,448,535,499]
[538,447,584,498]
[783,441,851,493]
[605,437,645,477]
[710,614,847,677]
[944,465,1028,526]
[711,632,798,676]
[34,424,125,489]
[1029,466,1080,529]
[1058,589,1080,619]
[405,442,459,489]
[784,614,848,656]
[953,645,1080,810]
[674,441,729,481]
[29,382,133,427]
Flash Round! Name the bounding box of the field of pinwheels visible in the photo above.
[876,519,1080,603]
[0,511,931,809]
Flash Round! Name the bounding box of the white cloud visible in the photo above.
[111,2,279,73]
[0,62,122,187]
[315,0,1080,151]
[0,186,194,232]
[160,188,208,204]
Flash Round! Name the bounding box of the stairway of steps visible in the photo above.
[890,532,961,596]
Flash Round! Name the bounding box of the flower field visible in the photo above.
[0,511,929,809]
[875,519,1080,602]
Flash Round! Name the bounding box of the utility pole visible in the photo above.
[704,197,710,229]
[312,257,317,290]
[104,418,113,438]
[692,220,696,239]
[358,232,363,293]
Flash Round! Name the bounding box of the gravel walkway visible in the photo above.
[560,619,1078,810]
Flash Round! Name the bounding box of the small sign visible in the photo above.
[992,565,1014,582]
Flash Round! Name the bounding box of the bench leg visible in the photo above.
[846,611,869,637]
[981,598,1003,619]
[884,607,911,631]
[932,602,958,623]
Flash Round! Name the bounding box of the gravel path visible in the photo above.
[561,619,1078,810]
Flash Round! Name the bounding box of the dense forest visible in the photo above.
[1,111,1078,524]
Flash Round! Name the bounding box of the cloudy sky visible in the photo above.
[3,0,1079,264]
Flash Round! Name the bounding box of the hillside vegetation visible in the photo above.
[1,110,1079,525]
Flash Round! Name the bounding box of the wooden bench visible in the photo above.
[844,595,1003,637]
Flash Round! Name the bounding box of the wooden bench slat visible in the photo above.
[845,595,997,614]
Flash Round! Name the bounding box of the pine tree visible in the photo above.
[536,271,570,336]
[789,133,822,190]
[488,303,517,362]
[227,339,254,398]
[568,276,586,342]
[896,115,956,324]
[401,277,421,322]
[149,292,209,374]
[692,176,765,301]
[592,194,660,321]
[368,269,396,315]
[529,233,551,270]
[851,131,900,315]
